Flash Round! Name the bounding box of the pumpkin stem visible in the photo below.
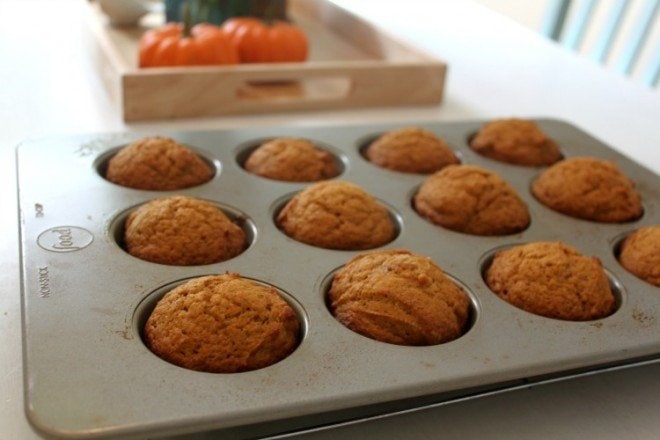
[182,1,192,37]
[262,0,285,25]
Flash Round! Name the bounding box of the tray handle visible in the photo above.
[121,62,445,121]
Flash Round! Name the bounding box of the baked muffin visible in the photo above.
[244,137,340,182]
[365,127,459,173]
[618,225,660,286]
[328,249,469,345]
[531,156,642,222]
[486,242,616,321]
[414,165,530,235]
[144,274,300,373]
[106,136,213,190]
[124,196,245,265]
[277,181,396,250]
[470,118,562,166]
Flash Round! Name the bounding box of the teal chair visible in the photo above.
[541,0,659,87]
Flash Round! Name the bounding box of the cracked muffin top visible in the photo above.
[328,249,470,345]
[485,242,616,321]
[618,225,660,287]
[106,136,213,190]
[531,156,642,222]
[144,273,300,373]
[469,119,562,166]
[365,127,459,174]
[414,164,530,236]
[244,137,340,182]
[124,195,245,266]
[276,180,396,250]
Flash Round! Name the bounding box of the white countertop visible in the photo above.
[1,1,658,438]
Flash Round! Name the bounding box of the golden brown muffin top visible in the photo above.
[366,127,459,174]
[144,274,300,373]
[486,242,616,321]
[328,249,469,345]
[531,156,642,223]
[106,136,213,191]
[619,225,660,287]
[125,196,245,266]
[277,181,396,250]
[470,119,562,166]
[414,164,530,235]
[244,138,339,182]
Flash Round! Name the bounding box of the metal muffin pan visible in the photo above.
[17,119,660,439]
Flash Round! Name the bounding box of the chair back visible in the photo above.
[542,0,659,88]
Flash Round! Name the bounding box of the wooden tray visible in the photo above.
[85,0,447,121]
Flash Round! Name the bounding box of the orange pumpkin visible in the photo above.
[139,22,239,67]
[222,17,308,63]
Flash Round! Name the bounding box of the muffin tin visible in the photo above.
[17,119,660,439]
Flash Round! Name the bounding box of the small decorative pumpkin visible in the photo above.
[222,17,308,63]
[139,22,239,67]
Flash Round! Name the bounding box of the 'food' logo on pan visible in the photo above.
[37,226,93,252]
